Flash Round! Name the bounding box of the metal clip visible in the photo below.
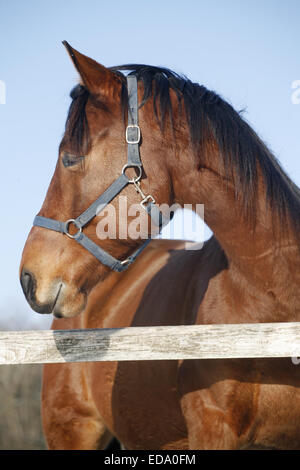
[140,195,155,208]
[133,181,146,199]
[133,181,156,208]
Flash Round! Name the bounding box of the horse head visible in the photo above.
[20,43,175,318]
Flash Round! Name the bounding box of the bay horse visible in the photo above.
[20,43,300,450]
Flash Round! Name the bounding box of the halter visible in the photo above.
[33,75,170,272]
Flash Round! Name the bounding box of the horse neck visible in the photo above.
[82,271,122,329]
[169,143,300,309]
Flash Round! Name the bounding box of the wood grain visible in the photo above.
[0,323,299,364]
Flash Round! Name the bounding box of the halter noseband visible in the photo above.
[33,75,170,272]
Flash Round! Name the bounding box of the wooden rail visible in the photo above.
[0,322,299,365]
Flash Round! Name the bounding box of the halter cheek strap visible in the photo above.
[33,75,170,272]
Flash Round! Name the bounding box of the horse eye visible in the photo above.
[62,152,85,167]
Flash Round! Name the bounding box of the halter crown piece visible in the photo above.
[33,75,170,272]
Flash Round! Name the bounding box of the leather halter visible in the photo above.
[33,75,169,272]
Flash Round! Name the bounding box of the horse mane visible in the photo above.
[62,63,300,241]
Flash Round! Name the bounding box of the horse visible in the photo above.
[20,42,300,450]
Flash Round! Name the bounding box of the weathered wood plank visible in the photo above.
[0,322,299,365]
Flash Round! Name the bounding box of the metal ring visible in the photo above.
[120,258,131,266]
[122,164,142,183]
[64,219,82,239]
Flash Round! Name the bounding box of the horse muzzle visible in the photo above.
[20,268,86,318]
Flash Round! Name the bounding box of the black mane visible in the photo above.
[62,63,300,240]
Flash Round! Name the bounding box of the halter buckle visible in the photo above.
[126,125,141,144]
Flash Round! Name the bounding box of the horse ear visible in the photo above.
[62,41,117,95]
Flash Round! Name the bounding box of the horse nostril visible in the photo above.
[20,269,36,302]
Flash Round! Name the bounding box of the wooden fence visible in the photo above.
[0,322,300,365]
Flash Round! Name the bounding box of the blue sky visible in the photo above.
[0,0,299,328]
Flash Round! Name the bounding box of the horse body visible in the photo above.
[42,238,300,449]
[19,44,300,449]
